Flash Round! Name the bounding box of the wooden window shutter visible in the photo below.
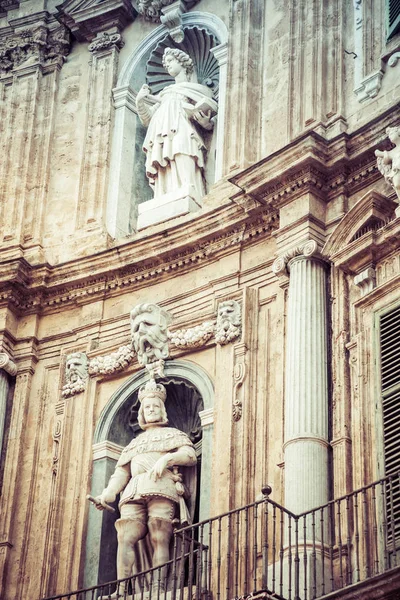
[387,0,400,39]
[380,304,400,552]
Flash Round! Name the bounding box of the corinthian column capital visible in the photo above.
[0,353,17,376]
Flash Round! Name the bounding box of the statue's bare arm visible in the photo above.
[149,445,197,481]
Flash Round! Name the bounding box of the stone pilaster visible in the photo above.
[76,32,124,232]
[0,19,70,260]
[273,240,329,517]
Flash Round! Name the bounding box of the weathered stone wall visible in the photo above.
[0,0,400,598]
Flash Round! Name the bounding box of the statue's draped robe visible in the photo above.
[142,82,215,201]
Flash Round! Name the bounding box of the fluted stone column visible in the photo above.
[274,240,329,517]
[0,353,17,455]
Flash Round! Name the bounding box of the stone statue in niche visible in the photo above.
[375,126,400,202]
[136,47,218,207]
[130,303,172,366]
[215,299,242,345]
[94,379,197,591]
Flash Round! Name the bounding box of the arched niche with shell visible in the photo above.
[106,13,228,238]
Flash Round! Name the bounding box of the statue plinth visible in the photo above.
[137,185,202,229]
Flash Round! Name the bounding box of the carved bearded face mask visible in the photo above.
[65,353,88,383]
[130,304,171,366]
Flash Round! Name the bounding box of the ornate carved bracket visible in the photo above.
[136,0,199,40]
[232,343,247,422]
[354,267,376,297]
[88,31,124,53]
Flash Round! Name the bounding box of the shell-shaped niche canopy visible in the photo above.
[146,26,220,98]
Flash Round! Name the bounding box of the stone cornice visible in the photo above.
[55,0,137,43]
[229,104,400,210]
[0,203,279,315]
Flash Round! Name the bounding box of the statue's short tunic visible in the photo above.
[116,427,194,508]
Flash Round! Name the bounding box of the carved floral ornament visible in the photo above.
[63,300,242,397]
[0,25,70,74]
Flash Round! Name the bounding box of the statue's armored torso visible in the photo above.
[117,427,194,507]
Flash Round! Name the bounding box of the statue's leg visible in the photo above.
[115,503,148,580]
[147,499,176,590]
[173,154,205,202]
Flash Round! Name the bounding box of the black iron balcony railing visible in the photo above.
[43,471,400,600]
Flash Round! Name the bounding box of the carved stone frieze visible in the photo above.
[0,25,70,74]
[61,352,88,397]
[168,321,215,349]
[88,344,134,376]
[130,303,171,366]
[215,300,242,345]
[0,208,279,315]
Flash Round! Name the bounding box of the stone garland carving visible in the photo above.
[81,300,242,386]
[88,32,124,54]
[88,345,134,376]
[168,321,215,348]
[61,352,88,398]
[0,25,70,74]
[215,300,242,345]
[375,126,400,202]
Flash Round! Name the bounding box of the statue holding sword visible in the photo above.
[88,378,197,590]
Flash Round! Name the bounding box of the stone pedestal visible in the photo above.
[137,188,202,230]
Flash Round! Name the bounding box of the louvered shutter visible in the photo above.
[380,304,400,554]
[387,0,400,39]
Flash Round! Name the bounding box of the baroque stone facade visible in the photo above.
[0,1,400,600]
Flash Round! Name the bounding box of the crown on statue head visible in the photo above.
[138,378,167,403]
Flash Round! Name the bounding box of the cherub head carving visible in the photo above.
[215,300,242,345]
[130,303,172,366]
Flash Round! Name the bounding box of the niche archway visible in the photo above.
[106,12,228,238]
[83,360,214,588]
